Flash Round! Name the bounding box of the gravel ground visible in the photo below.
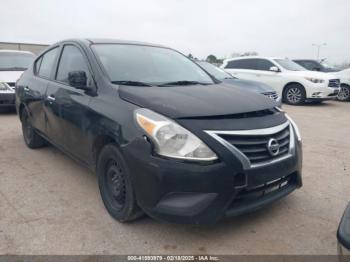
[0,101,349,255]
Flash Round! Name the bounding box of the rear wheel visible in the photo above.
[283,84,306,105]
[338,84,350,101]
[97,143,143,222]
[21,108,46,149]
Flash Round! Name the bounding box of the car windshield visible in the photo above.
[321,62,339,71]
[274,59,305,71]
[197,61,233,80]
[0,52,35,71]
[92,44,214,86]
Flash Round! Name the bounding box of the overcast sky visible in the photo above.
[1,0,349,64]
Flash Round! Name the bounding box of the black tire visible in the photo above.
[283,84,306,105]
[97,143,143,222]
[21,108,47,149]
[337,84,350,102]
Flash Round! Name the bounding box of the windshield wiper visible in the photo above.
[157,80,209,86]
[111,81,152,87]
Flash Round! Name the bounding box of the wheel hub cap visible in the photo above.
[287,88,302,103]
[106,160,126,210]
[338,86,350,100]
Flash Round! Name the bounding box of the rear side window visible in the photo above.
[56,45,90,84]
[225,59,258,70]
[256,59,275,71]
[37,47,59,79]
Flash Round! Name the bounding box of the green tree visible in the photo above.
[206,54,218,64]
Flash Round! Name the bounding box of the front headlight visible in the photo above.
[134,108,218,161]
[304,77,325,84]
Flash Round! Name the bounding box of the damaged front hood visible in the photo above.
[119,83,277,118]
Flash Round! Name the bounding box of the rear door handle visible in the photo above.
[47,95,56,102]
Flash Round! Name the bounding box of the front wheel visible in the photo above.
[338,84,350,101]
[97,143,143,222]
[283,84,306,105]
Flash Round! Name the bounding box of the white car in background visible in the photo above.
[221,56,341,105]
[326,68,350,101]
[0,50,35,108]
[293,59,350,101]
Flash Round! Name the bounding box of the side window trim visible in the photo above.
[34,45,61,80]
[54,43,94,88]
[34,56,43,75]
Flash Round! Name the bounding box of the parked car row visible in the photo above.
[14,39,303,224]
[1,49,349,110]
[293,59,350,101]
[221,56,342,105]
[0,38,347,225]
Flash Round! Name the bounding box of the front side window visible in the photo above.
[92,44,214,85]
[37,47,59,78]
[274,59,305,71]
[0,52,35,71]
[56,45,90,84]
[256,59,275,71]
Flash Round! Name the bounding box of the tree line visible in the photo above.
[188,52,259,66]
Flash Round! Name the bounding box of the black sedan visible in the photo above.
[16,39,302,224]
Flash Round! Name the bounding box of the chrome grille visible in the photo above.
[262,91,279,101]
[206,121,293,169]
[329,79,340,88]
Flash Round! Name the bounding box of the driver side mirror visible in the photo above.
[338,203,350,256]
[68,71,88,90]
[269,66,280,72]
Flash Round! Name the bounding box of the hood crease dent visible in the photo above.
[118,84,277,119]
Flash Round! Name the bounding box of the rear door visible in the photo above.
[22,47,59,134]
[254,59,284,94]
[46,43,94,162]
[223,58,259,81]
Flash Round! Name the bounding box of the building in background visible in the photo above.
[0,42,49,55]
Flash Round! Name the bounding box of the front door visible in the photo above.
[45,44,94,162]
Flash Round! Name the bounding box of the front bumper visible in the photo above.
[0,92,16,107]
[338,203,350,256]
[307,86,340,100]
[123,133,302,224]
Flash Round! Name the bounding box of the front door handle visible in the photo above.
[47,95,56,102]
[24,86,30,92]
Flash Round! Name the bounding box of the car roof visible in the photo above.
[293,59,317,62]
[56,38,169,49]
[224,56,284,62]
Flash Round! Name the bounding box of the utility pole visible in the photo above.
[312,43,326,61]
